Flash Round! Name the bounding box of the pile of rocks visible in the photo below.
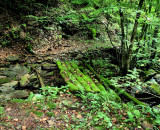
[0,56,65,101]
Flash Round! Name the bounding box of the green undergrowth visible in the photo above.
[0,84,160,129]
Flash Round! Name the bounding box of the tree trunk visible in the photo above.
[126,0,145,72]
[117,0,127,75]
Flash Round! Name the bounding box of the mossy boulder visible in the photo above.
[0,64,29,80]
[0,76,10,84]
[0,81,18,92]
[44,71,54,77]
[29,75,37,82]
[20,74,30,87]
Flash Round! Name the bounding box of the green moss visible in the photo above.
[56,60,63,70]
[20,74,30,87]
[82,75,100,92]
[94,79,106,92]
[57,61,101,92]
[0,77,10,84]
[151,84,160,95]
[59,65,83,92]
[67,61,101,92]
[76,76,92,92]
[68,82,79,91]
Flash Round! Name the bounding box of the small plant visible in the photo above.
[46,112,55,117]
[41,86,59,100]
[10,99,26,104]
[0,106,5,118]
[34,111,43,117]
[47,102,56,110]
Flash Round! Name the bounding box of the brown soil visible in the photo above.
[0,93,92,130]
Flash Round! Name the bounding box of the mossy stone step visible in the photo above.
[56,61,104,92]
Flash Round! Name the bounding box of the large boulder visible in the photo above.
[0,90,29,101]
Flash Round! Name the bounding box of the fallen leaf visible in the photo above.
[22,125,26,130]
[142,120,153,129]
[43,118,47,121]
[112,118,117,123]
[6,108,12,111]
[76,114,82,119]
[48,120,54,125]
[13,119,19,121]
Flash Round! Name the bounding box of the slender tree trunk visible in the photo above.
[117,0,127,74]
[125,0,145,73]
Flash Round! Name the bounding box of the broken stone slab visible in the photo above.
[0,76,10,84]
[36,60,43,63]
[20,74,31,87]
[42,63,57,70]
[29,74,37,82]
[0,90,29,101]
[7,55,19,62]
[0,64,29,80]
[44,71,54,77]
[44,57,53,61]
[0,81,18,92]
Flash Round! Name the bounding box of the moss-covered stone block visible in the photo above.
[20,74,30,87]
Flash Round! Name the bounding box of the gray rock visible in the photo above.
[76,54,83,59]
[0,81,18,92]
[0,90,29,101]
[42,63,57,70]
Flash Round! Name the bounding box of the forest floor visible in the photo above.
[1,93,88,130]
[0,91,149,130]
